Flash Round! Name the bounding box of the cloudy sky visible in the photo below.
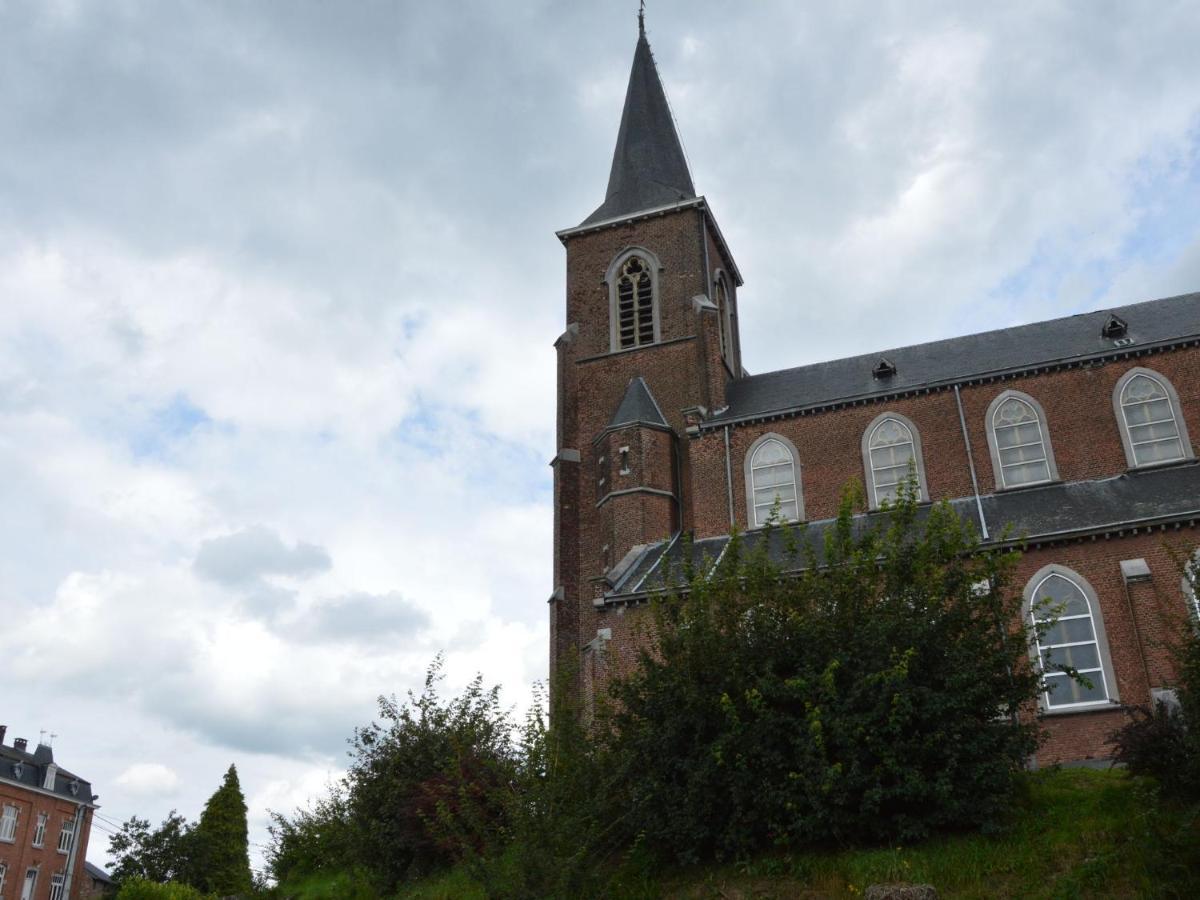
[2,0,1199,876]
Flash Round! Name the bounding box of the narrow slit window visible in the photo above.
[750,438,798,526]
[868,417,917,506]
[616,255,655,349]
[992,396,1051,487]
[1030,573,1111,709]
[1120,372,1186,466]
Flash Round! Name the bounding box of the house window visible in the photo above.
[0,804,17,842]
[607,249,660,351]
[33,813,47,847]
[21,868,37,900]
[57,816,75,854]
[43,764,57,791]
[987,391,1057,488]
[49,873,66,900]
[0,862,6,894]
[1114,368,1193,468]
[863,412,928,508]
[745,434,802,526]
[1026,568,1115,710]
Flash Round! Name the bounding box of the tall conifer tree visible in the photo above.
[193,764,253,896]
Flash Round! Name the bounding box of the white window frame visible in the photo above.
[21,867,37,900]
[32,812,47,848]
[0,860,7,894]
[605,246,662,352]
[985,389,1058,489]
[48,872,66,900]
[0,804,17,842]
[861,411,929,510]
[56,815,75,854]
[1112,367,1194,469]
[744,433,803,527]
[42,764,57,791]
[1024,564,1119,712]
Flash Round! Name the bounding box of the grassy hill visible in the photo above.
[275,768,1197,899]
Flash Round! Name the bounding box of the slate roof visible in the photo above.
[607,376,669,431]
[707,291,1200,428]
[606,462,1200,601]
[0,739,94,804]
[579,27,696,227]
[84,862,114,885]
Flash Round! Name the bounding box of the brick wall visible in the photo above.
[0,781,93,900]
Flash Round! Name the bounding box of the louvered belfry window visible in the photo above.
[616,255,655,349]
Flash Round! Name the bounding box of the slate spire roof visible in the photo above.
[608,376,669,430]
[580,20,697,227]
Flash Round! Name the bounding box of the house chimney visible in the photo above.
[0,725,6,745]
[14,737,28,752]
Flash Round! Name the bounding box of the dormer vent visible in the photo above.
[1101,314,1128,339]
[872,357,897,379]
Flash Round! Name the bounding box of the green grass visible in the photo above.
[279,769,1199,899]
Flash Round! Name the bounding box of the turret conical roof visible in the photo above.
[580,26,696,227]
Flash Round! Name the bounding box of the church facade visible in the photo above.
[549,22,1200,766]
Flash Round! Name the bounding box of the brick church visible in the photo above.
[549,18,1200,765]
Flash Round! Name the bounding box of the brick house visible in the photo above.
[549,17,1200,766]
[0,728,96,900]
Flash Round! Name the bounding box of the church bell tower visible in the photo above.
[549,13,744,685]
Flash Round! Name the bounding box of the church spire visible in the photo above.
[579,13,697,226]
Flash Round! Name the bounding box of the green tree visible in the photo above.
[109,811,197,886]
[265,781,358,886]
[344,655,515,891]
[609,481,1045,863]
[191,764,253,897]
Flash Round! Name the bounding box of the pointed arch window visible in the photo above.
[745,434,802,526]
[1114,368,1193,468]
[606,249,660,351]
[1025,567,1117,710]
[986,391,1057,489]
[863,412,928,509]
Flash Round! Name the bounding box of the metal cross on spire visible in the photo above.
[638,0,645,36]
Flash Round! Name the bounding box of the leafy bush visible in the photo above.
[266,783,358,886]
[609,483,1044,863]
[434,679,636,899]
[114,878,215,900]
[269,655,516,893]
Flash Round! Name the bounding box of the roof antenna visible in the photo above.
[638,0,645,36]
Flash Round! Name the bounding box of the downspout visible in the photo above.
[723,425,735,526]
[1121,577,1154,698]
[63,800,86,899]
[954,384,989,540]
[701,214,713,299]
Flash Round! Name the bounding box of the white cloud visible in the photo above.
[115,764,182,798]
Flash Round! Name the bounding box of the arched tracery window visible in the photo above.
[1115,368,1191,468]
[987,391,1056,488]
[1027,569,1115,710]
[863,413,928,508]
[745,435,801,526]
[615,254,656,349]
